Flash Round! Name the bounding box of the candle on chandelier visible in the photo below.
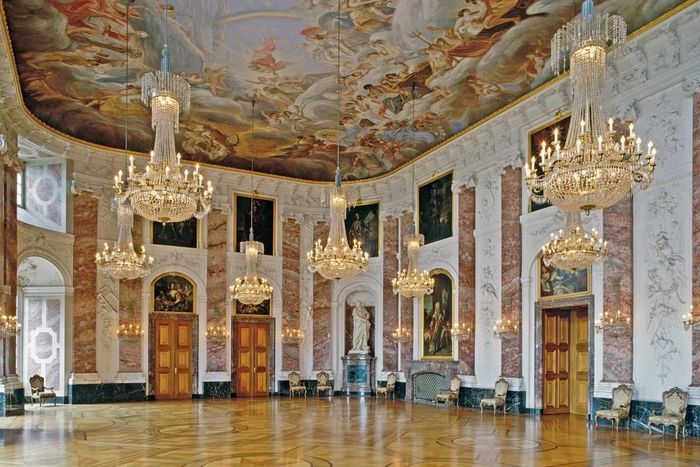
[608,118,614,132]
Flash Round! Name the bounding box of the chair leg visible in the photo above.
[615,419,619,432]
[594,416,598,428]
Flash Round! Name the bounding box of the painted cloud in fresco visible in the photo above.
[3,0,686,180]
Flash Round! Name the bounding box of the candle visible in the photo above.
[597,135,602,152]
[608,118,613,132]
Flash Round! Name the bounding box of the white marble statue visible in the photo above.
[350,303,371,354]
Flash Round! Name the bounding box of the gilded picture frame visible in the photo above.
[417,170,454,245]
[420,269,455,361]
[537,256,591,301]
[152,273,196,313]
[527,114,571,213]
[345,200,380,257]
[234,193,276,256]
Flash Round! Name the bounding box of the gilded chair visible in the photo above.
[595,384,633,431]
[288,371,307,398]
[376,372,397,399]
[316,371,333,396]
[29,374,57,407]
[648,387,689,439]
[480,378,509,414]
[436,376,461,407]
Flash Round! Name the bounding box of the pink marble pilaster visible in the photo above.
[692,92,700,386]
[603,197,633,382]
[282,219,300,370]
[501,167,522,378]
[73,194,98,374]
[382,216,399,371]
[313,222,331,370]
[119,215,143,372]
[2,169,17,376]
[458,187,476,375]
[206,210,228,372]
[399,211,414,370]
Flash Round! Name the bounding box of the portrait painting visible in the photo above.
[345,202,380,257]
[152,218,198,248]
[418,172,453,245]
[421,271,454,360]
[528,115,571,212]
[235,195,275,256]
[235,299,271,317]
[153,274,195,313]
[538,258,590,300]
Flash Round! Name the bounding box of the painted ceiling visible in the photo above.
[2,0,687,181]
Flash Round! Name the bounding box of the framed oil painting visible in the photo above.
[235,194,275,256]
[345,202,380,257]
[152,218,198,248]
[153,274,195,313]
[234,298,271,317]
[418,171,453,245]
[528,115,571,212]
[538,257,591,301]
[421,270,454,361]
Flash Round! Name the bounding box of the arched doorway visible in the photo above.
[18,256,68,402]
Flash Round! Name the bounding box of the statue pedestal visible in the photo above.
[340,353,375,396]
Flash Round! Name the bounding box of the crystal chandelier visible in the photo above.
[390,326,412,344]
[392,83,434,298]
[0,311,20,339]
[205,325,230,339]
[493,319,518,339]
[682,306,700,331]
[450,322,472,341]
[117,321,144,339]
[525,0,655,214]
[594,310,630,336]
[230,100,273,306]
[542,212,607,270]
[307,0,368,281]
[115,1,213,223]
[282,327,305,344]
[96,200,153,280]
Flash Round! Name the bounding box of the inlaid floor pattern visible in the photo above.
[1,398,700,466]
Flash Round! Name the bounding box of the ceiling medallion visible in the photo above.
[96,201,153,280]
[230,100,273,306]
[115,1,212,223]
[525,0,655,214]
[542,212,607,270]
[307,0,368,281]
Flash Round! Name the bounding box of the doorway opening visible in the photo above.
[233,318,272,397]
[542,306,589,415]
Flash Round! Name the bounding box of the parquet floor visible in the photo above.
[1,398,699,466]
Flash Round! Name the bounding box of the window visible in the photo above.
[16,170,24,209]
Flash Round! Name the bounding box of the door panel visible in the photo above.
[570,309,589,415]
[235,321,269,397]
[543,310,570,415]
[155,319,193,400]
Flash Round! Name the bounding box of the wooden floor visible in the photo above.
[1,398,700,466]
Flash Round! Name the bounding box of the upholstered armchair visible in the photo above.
[480,378,509,414]
[288,371,307,398]
[316,371,333,396]
[29,374,57,407]
[595,384,633,430]
[436,376,461,407]
[376,372,397,399]
[648,387,689,439]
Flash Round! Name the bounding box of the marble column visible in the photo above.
[73,193,99,374]
[118,215,143,373]
[692,92,700,386]
[501,167,522,378]
[282,219,300,371]
[458,187,476,375]
[603,198,633,382]
[313,222,331,370]
[206,210,228,372]
[399,211,414,370]
[382,216,399,371]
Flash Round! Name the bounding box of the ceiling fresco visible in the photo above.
[2,0,687,181]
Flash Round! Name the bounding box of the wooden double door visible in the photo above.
[543,308,589,415]
[155,318,193,400]
[235,321,270,397]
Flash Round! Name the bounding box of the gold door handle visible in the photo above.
[175,367,178,374]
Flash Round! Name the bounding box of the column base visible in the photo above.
[0,376,25,416]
